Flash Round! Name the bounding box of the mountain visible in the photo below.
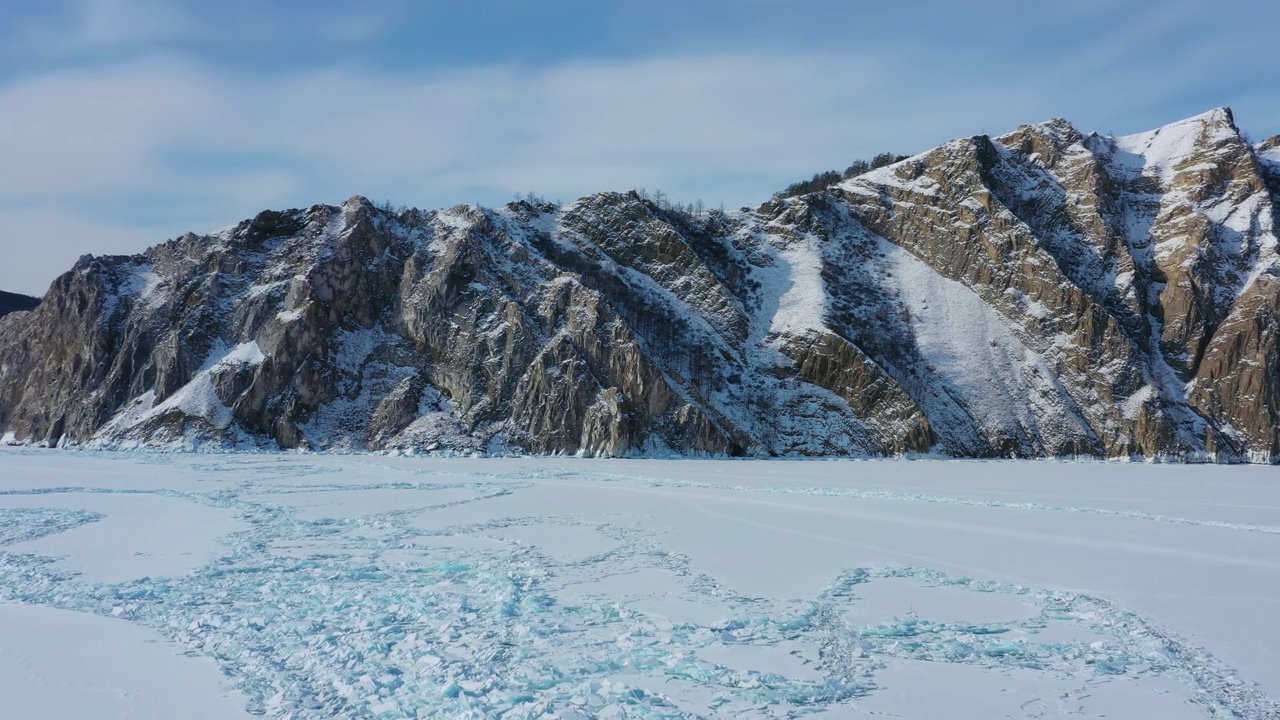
[0,290,39,318]
[3,108,1280,461]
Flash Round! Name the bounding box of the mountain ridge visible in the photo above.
[4,107,1279,461]
[0,290,40,318]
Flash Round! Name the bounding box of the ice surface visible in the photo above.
[1,451,1277,719]
[856,658,1206,720]
[0,492,246,583]
[0,603,250,719]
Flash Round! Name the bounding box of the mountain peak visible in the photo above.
[1195,105,1235,127]
[1022,117,1082,138]
[1110,106,1249,184]
[342,195,374,212]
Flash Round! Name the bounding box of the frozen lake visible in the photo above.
[1,449,1277,718]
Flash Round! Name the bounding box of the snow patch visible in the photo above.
[117,263,165,311]
[97,342,266,439]
[766,236,828,337]
[1121,385,1158,420]
[275,307,305,323]
[883,240,1091,448]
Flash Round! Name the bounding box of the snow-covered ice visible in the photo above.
[0,603,252,720]
[1,450,1277,719]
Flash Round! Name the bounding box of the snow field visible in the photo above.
[0,451,1277,718]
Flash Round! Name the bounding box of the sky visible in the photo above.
[2,0,1279,296]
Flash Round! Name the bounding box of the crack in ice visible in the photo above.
[0,461,1276,718]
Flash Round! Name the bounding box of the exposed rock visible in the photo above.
[3,108,1279,461]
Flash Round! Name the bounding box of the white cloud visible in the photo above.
[0,41,1268,296]
[0,207,165,297]
[0,56,219,199]
[67,0,187,51]
[312,12,394,45]
[6,0,189,58]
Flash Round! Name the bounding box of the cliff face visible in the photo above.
[3,108,1279,460]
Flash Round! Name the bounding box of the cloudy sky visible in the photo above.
[3,0,1278,296]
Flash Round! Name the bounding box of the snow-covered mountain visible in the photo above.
[4,107,1280,461]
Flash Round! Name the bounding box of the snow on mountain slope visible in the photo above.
[761,231,827,339]
[3,108,1280,460]
[881,238,1093,452]
[1113,108,1242,183]
[90,341,268,449]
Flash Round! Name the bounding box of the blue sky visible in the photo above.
[3,0,1279,295]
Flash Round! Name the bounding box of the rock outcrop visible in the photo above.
[3,108,1279,461]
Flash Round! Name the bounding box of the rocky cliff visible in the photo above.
[3,108,1279,461]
